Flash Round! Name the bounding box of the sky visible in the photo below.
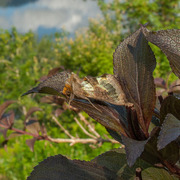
[0,0,102,37]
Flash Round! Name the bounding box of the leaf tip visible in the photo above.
[21,87,38,97]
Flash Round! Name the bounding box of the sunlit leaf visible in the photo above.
[142,27,180,78]
[142,167,178,180]
[158,113,180,150]
[113,26,156,135]
[27,154,119,180]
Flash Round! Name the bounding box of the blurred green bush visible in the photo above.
[0,0,179,179]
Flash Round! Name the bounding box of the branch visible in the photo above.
[74,117,97,139]
[0,123,119,146]
[78,113,101,138]
[52,116,74,139]
[47,136,119,145]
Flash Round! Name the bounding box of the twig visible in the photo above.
[135,168,142,180]
[0,123,119,145]
[78,113,100,138]
[47,136,119,145]
[52,116,74,139]
[74,117,96,139]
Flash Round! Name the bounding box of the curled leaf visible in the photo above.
[71,99,129,137]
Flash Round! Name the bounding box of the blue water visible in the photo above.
[0,0,102,38]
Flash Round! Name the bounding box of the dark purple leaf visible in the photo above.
[158,113,180,150]
[105,128,123,144]
[26,137,37,152]
[142,27,180,78]
[27,154,119,180]
[71,99,129,137]
[113,26,156,135]
[160,95,180,123]
[121,135,149,167]
[92,149,151,179]
[22,71,70,96]
[142,128,179,165]
[0,100,16,119]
